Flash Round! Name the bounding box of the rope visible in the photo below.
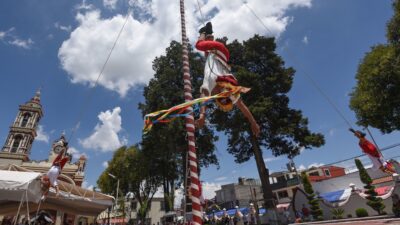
[25,189,30,223]
[196,0,206,26]
[207,141,400,180]
[241,1,354,129]
[365,126,382,152]
[314,141,400,168]
[13,192,25,225]
[67,7,132,143]
[35,200,43,221]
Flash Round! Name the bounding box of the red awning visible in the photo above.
[375,186,391,196]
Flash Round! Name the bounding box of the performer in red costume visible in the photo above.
[350,129,396,174]
[195,22,260,137]
[41,138,70,199]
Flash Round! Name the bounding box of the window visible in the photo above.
[11,135,22,153]
[277,190,289,199]
[131,201,137,211]
[21,113,30,127]
[277,176,286,183]
[269,177,274,184]
[324,169,331,177]
[308,171,319,177]
[160,201,165,211]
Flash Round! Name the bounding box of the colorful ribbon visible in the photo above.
[143,86,247,133]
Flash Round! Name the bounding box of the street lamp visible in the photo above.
[108,173,120,225]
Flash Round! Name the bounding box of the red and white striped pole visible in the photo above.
[179,1,202,225]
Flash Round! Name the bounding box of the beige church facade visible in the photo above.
[0,90,93,225]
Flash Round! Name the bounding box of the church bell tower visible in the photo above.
[0,90,43,164]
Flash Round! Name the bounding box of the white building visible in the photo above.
[215,177,263,209]
[98,197,168,225]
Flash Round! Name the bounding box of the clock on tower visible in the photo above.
[51,134,68,155]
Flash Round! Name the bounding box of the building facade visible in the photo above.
[0,90,86,186]
[214,166,347,207]
[0,91,90,225]
[215,177,263,209]
[305,165,346,182]
[98,197,168,225]
[269,171,301,204]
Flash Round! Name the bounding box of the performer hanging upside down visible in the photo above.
[41,138,70,198]
[195,22,260,136]
[350,129,396,174]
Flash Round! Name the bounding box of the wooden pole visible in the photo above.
[179,1,202,225]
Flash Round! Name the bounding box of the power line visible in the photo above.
[67,8,132,143]
[196,0,206,26]
[311,142,400,168]
[241,1,354,129]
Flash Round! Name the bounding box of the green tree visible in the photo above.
[97,145,162,223]
[139,41,219,211]
[350,0,400,133]
[210,35,324,208]
[387,0,400,49]
[355,159,386,215]
[301,172,323,220]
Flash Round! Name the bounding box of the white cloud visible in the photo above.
[67,146,88,160]
[308,162,325,169]
[9,38,34,49]
[174,182,222,208]
[199,0,311,41]
[302,35,308,44]
[36,125,49,143]
[202,182,221,200]
[102,161,109,168]
[59,0,312,97]
[0,27,14,41]
[297,162,325,171]
[54,22,72,32]
[174,186,184,208]
[298,164,306,171]
[82,180,94,190]
[264,156,282,162]
[329,128,335,137]
[75,0,94,11]
[214,176,227,181]
[80,107,127,152]
[103,0,118,9]
[0,27,34,49]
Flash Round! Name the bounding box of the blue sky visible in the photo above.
[0,0,398,198]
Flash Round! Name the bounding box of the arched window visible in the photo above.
[21,113,31,127]
[11,135,23,153]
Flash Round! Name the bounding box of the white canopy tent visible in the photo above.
[0,169,113,216]
[0,170,42,204]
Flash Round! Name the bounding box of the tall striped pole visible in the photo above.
[179,1,202,225]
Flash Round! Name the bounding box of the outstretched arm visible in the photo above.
[236,99,260,137]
